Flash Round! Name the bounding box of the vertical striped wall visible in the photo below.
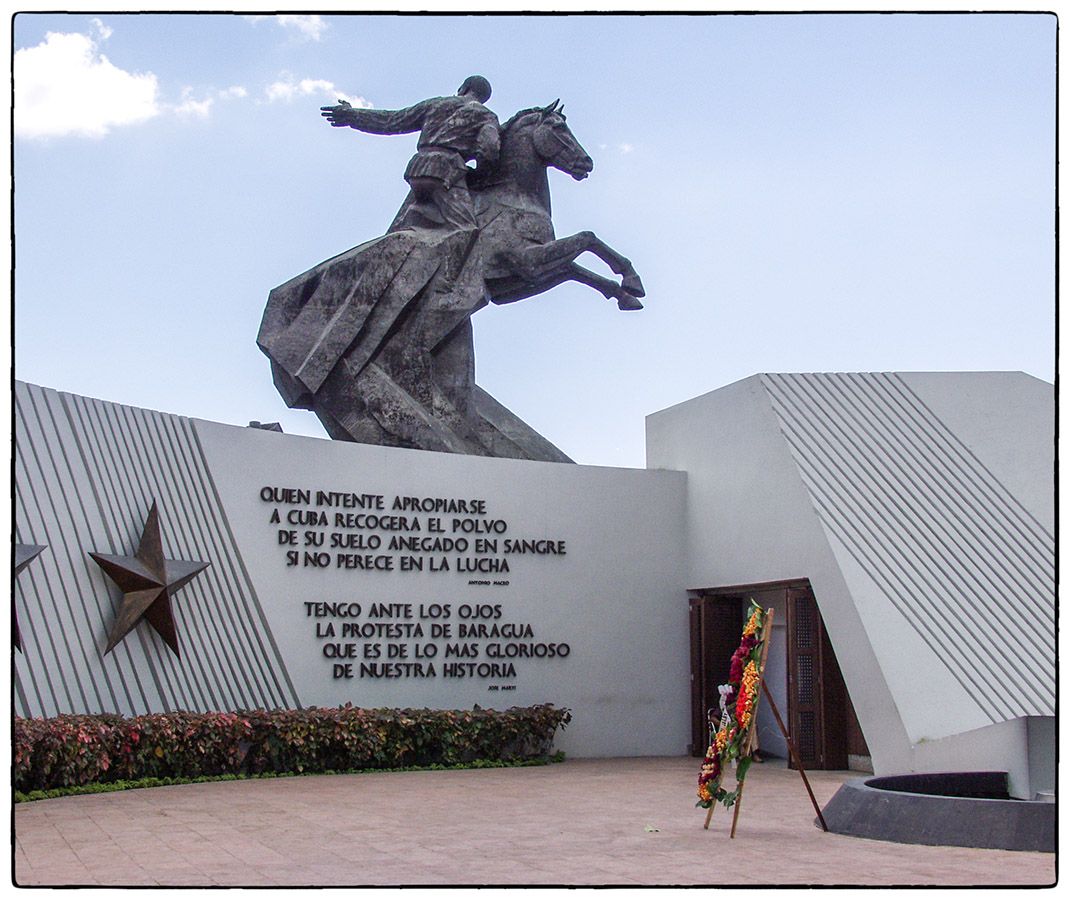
[761,372,1055,723]
[14,382,301,718]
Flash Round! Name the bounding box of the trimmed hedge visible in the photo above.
[13,704,571,793]
[15,755,566,804]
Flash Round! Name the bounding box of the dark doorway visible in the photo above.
[688,593,744,754]
[689,580,869,769]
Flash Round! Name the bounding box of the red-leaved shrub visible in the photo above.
[13,704,570,792]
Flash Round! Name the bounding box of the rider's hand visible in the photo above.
[320,99,354,125]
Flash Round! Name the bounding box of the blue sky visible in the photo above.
[12,11,1056,468]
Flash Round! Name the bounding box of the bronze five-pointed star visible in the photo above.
[14,543,47,652]
[89,502,209,658]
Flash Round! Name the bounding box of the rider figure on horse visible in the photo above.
[321,75,500,235]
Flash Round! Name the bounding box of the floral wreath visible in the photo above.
[696,600,766,809]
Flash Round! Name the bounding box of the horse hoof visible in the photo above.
[622,274,646,298]
[618,295,644,311]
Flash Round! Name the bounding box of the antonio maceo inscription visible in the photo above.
[260,485,573,689]
[263,485,567,574]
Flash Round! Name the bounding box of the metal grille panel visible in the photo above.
[797,710,816,761]
[762,372,1055,722]
[794,597,815,650]
[796,655,815,706]
[14,382,301,717]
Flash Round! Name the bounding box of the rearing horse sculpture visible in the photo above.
[258,101,645,461]
[472,102,644,311]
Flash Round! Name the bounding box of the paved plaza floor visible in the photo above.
[13,756,1056,887]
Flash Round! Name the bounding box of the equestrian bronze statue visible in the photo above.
[258,77,645,462]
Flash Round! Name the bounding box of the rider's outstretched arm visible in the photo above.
[320,99,431,134]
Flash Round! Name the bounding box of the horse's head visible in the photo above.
[526,101,593,180]
[476,102,596,212]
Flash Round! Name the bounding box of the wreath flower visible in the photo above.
[728,636,756,684]
[696,739,723,803]
[695,600,767,810]
[735,660,760,732]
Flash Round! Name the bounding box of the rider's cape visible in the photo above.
[257,228,479,409]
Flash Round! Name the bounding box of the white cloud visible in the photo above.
[15,30,161,139]
[265,73,370,108]
[618,143,635,154]
[91,18,113,41]
[277,15,328,41]
[174,87,213,119]
[170,83,252,119]
[245,14,328,42]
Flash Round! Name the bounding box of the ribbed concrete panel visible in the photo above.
[14,382,300,717]
[761,373,1055,723]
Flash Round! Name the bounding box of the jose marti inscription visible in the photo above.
[260,486,571,689]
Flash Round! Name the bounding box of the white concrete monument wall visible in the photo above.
[14,382,690,760]
[196,420,690,757]
[646,371,1055,798]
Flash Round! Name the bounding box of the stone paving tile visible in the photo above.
[17,869,98,887]
[13,757,1056,887]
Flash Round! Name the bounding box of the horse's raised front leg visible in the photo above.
[513,231,645,300]
[487,257,642,310]
[568,264,644,310]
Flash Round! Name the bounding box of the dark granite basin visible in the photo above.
[820,772,1055,852]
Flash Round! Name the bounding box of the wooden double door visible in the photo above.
[689,582,866,769]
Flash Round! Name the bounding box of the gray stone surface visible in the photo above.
[821,776,1056,852]
[259,87,644,460]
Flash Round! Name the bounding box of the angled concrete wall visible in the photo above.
[646,375,914,778]
[14,382,299,718]
[14,382,689,759]
[646,372,1055,798]
[15,371,1052,784]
